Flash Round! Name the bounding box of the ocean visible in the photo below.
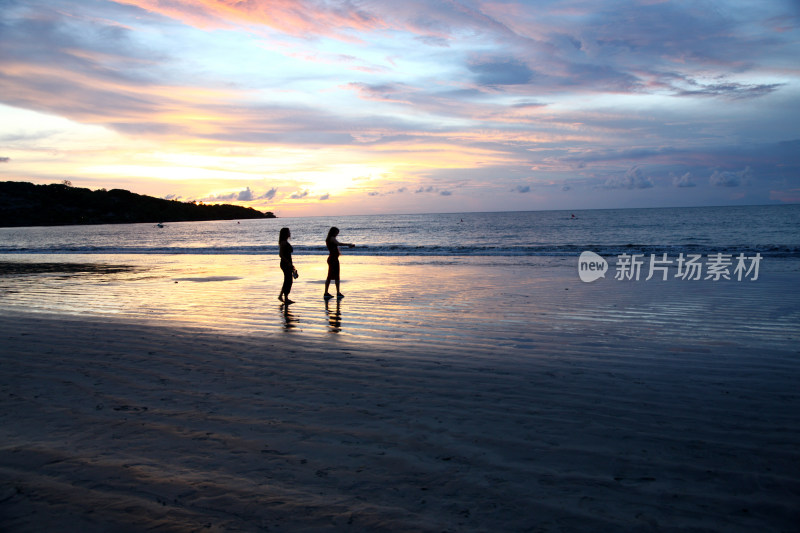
[1,204,798,261]
[1,204,798,347]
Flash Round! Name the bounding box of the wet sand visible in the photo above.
[1,255,799,531]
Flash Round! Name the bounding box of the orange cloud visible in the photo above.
[115,0,388,39]
[0,53,278,140]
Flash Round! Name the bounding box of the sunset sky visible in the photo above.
[1,0,798,216]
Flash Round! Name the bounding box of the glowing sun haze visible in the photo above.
[1,0,799,216]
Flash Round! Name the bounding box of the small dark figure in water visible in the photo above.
[278,227,296,304]
[324,227,355,300]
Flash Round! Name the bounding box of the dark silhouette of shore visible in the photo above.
[0,181,275,227]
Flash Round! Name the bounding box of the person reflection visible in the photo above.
[325,299,342,333]
[282,305,299,331]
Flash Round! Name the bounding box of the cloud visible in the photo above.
[113,0,520,46]
[210,192,237,201]
[290,190,309,199]
[363,186,414,198]
[561,185,571,192]
[675,81,784,100]
[345,82,414,105]
[562,62,640,93]
[319,193,330,200]
[0,4,170,126]
[163,193,181,200]
[564,147,684,165]
[770,188,800,203]
[414,185,454,196]
[259,187,277,200]
[2,1,798,215]
[196,187,257,202]
[710,167,752,187]
[237,187,253,201]
[603,167,654,190]
[672,172,695,188]
[113,0,386,40]
[415,35,449,48]
[0,3,372,144]
[468,57,534,86]
[511,101,547,110]
[515,185,531,193]
[0,156,9,163]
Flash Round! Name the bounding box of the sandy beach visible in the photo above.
[1,255,799,531]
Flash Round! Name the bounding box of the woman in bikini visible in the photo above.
[278,227,296,304]
[324,227,354,300]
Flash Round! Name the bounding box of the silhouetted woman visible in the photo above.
[278,227,296,304]
[324,227,354,300]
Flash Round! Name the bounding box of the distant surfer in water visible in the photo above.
[324,227,355,300]
[278,227,296,305]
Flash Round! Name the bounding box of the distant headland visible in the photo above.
[0,181,276,227]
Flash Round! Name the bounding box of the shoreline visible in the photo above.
[2,309,799,531]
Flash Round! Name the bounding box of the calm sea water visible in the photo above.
[0,205,798,260]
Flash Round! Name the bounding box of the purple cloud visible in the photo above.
[237,187,254,201]
[603,167,654,190]
[672,172,696,188]
[710,167,752,187]
[2,0,798,213]
[468,57,534,86]
[258,187,277,200]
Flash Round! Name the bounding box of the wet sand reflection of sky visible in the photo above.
[0,254,797,356]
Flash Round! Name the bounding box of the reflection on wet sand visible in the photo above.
[281,304,299,330]
[325,299,342,333]
[0,261,137,277]
[2,254,797,356]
